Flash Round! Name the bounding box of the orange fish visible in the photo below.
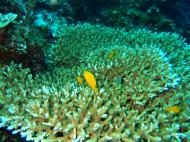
[108,49,117,59]
[84,70,98,93]
[76,76,83,84]
[165,106,181,113]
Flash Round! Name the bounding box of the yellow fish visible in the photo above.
[76,76,83,84]
[108,49,117,59]
[84,70,98,93]
[165,106,180,113]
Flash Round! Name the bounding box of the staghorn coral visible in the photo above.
[46,23,127,67]
[80,45,180,102]
[0,24,190,141]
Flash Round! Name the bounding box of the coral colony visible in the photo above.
[0,0,190,142]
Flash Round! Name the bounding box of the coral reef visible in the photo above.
[46,24,127,67]
[0,24,189,141]
[0,0,190,141]
[0,12,17,29]
[1,0,190,41]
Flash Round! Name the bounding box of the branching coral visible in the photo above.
[46,23,127,67]
[81,45,180,102]
[0,24,190,141]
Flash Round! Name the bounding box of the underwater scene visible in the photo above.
[0,0,190,141]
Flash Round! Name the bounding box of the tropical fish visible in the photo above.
[76,76,83,84]
[165,106,180,113]
[108,49,117,59]
[84,70,98,93]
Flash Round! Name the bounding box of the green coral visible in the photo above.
[0,24,190,141]
[46,23,127,67]
[82,45,179,95]
[0,12,17,29]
